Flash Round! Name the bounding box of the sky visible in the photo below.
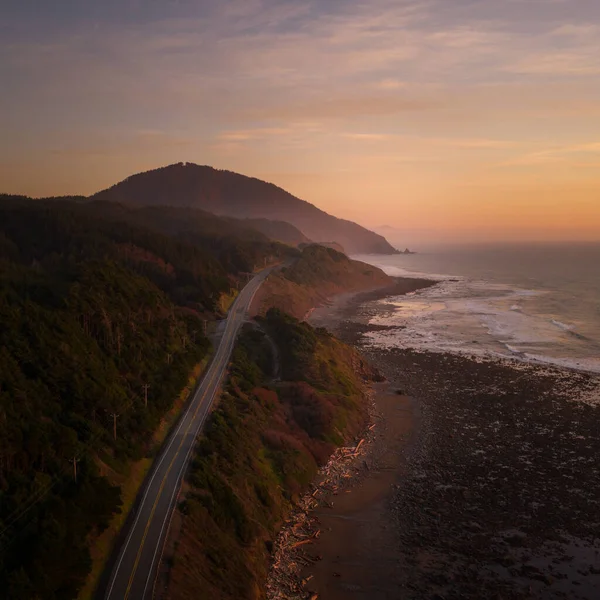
[2,0,600,244]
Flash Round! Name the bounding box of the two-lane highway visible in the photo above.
[104,266,274,600]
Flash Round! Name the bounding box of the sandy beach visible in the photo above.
[298,277,600,600]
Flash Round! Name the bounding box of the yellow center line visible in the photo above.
[122,330,230,599]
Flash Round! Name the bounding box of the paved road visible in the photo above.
[104,267,274,600]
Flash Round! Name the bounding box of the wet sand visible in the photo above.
[301,387,417,600]
[302,277,600,600]
[308,277,436,330]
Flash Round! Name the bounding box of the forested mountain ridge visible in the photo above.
[91,163,398,254]
[0,197,295,599]
[82,201,309,255]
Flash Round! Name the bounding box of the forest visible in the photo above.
[0,196,295,599]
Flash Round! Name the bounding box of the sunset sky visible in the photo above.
[2,0,600,243]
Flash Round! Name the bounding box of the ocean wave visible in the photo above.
[356,252,600,379]
[551,319,575,332]
[504,344,526,356]
[363,280,600,376]
[518,353,600,376]
[365,263,462,282]
[513,289,543,297]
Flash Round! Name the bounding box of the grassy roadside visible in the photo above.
[77,356,212,600]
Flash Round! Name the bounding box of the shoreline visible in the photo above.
[266,384,420,600]
[307,276,437,328]
[266,277,435,600]
[270,276,600,599]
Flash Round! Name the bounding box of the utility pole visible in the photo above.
[202,320,208,336]
[142,384,150,408]
[166,352,172,365]
[110,413,119,441]
[71,457,80,482]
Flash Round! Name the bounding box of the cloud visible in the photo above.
[551,24,600,38]
[505,52,600,75]
[3,0,600,219]
[503,141,600,166]
[217,127,291,141]
[238,93,443,122]
[377,78,407,90]
[427,27,507,49]
[343,133,392,141]
[46,129,195,159]
[342,132,513,148]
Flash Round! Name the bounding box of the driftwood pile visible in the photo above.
[266,398,376,600]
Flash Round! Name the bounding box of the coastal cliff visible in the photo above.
[253,245,392,320]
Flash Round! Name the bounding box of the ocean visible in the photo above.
[304,242,600,599]
[353,242,600,374]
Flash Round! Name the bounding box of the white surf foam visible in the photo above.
[551,319,575,332]
[374,264,460,282]
[518,353,600,375]
[363,276,600,377]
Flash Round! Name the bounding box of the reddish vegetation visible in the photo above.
[116,242,176,275]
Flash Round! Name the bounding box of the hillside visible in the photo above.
[87,203,309,250]
[299,240,345,253]
[0,194,386,599]
[0,197,295,599]
[162,311,379,599]
[253,244,392,319]
[242,218,310,247]
[91,163,398,255]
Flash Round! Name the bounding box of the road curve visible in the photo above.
[103,267,274,600]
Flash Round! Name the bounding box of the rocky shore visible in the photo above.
[297,278,600,600]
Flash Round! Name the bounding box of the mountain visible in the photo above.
[92,163,398,255]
